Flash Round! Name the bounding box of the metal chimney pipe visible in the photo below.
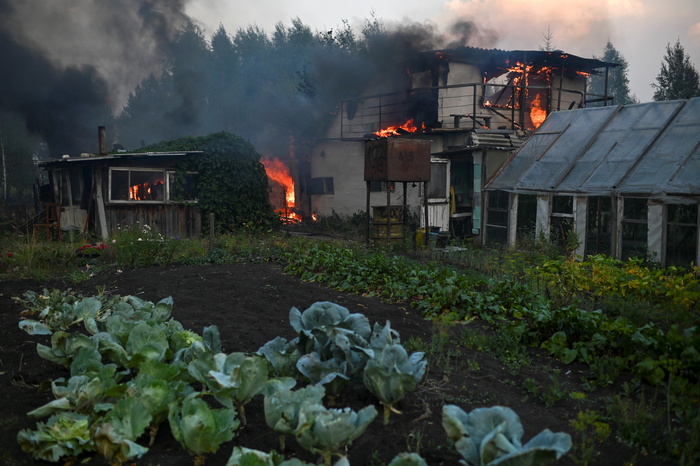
[98,126,107,155]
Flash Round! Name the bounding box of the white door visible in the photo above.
[421,158,451,232]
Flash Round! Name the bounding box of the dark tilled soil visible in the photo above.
[0,263,670,465]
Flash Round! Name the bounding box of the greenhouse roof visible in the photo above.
[485,97,700,198]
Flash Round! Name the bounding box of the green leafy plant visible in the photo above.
[227,446,315,465]
[363,322,427,425]
[168,392,240,465]
[264,384,325,452]
[90,396,152,465]
[294,403,378,466]
[568,410,610,466]
[442,405,572,466]
[17,412,92,462]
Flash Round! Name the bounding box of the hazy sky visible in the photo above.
[186,0,700,103]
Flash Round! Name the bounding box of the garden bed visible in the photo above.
[0,262,674,465]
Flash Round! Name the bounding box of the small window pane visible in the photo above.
[428,163,447,198]
[168,172,199,201]
[623,198,647,220]
[110,169,165,202]
[111,170,130,201]
[552,195,573,214]
[668,204,698,224]
[516,194,537,243]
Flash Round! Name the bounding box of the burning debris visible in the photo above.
[374,119,421,137]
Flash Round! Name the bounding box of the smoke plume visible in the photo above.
[0,0,190,156]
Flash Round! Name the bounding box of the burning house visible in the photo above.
[485,97,700,267]
[307,46,618,243]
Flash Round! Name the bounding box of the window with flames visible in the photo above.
[109,168,198,203]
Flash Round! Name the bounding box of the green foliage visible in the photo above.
[109,222,186,268]
[263,384,325,451]
[0,239,80,279]
[568,410,611,466]
[652,39,700,101]
[140,132,279,232]
[91,396,152,464]
[442,405,572,466]
[168,392,239,458]
[227,446,315,465]
[17,412,92,462]
[363,339,427,425]
[295,404,378,465]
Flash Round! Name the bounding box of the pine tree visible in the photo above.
[539,26,556,52]
[652,39,700,101]
[588,41,637,105]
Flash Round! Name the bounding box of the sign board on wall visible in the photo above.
[364,138,431,182]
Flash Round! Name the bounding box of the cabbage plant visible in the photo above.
[363,342,426,425]
[168,392,239,465]
[388,452,429,466]
[264,384,325,451]
[90,396,151,465]
[227,446,315,465]
[294,403,377,466]
[17,412,92,462]
[258,336,302,377]
[289,301,371,359]
[442,405,572,466]
[189,351,271,424]
[288,302,374,396]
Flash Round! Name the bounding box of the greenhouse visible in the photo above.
[484,97,700,267]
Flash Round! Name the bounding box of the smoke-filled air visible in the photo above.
[0,0,501,161]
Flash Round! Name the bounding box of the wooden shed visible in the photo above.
[37,150,204,240]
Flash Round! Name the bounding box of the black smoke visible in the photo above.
[0,0,190,157]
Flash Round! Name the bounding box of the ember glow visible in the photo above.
[375,118,419,137]
[262,156,301,223]
[129,180,163,201]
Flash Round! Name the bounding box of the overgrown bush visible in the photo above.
[140,132,280,233]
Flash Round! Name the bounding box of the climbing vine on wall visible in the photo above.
[140,132,279,232]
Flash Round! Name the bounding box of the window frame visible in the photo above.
[108,167,199,204]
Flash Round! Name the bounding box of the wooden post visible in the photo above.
[94,165,108,241]
[366,181,371,244]
[209,213,215,252]
[424,181,429,246]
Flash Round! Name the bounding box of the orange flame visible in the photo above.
[262,157,301,223]
[529,93,547,128]
[128,179,163,200]
[375,118,419,137]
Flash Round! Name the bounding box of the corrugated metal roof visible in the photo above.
[39,151,204,167]
[470,129,529,150]
[485,97,700,197]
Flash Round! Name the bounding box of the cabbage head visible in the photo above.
[294,404,377,466]
[363,343,426,425]
[442,405,572,466]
